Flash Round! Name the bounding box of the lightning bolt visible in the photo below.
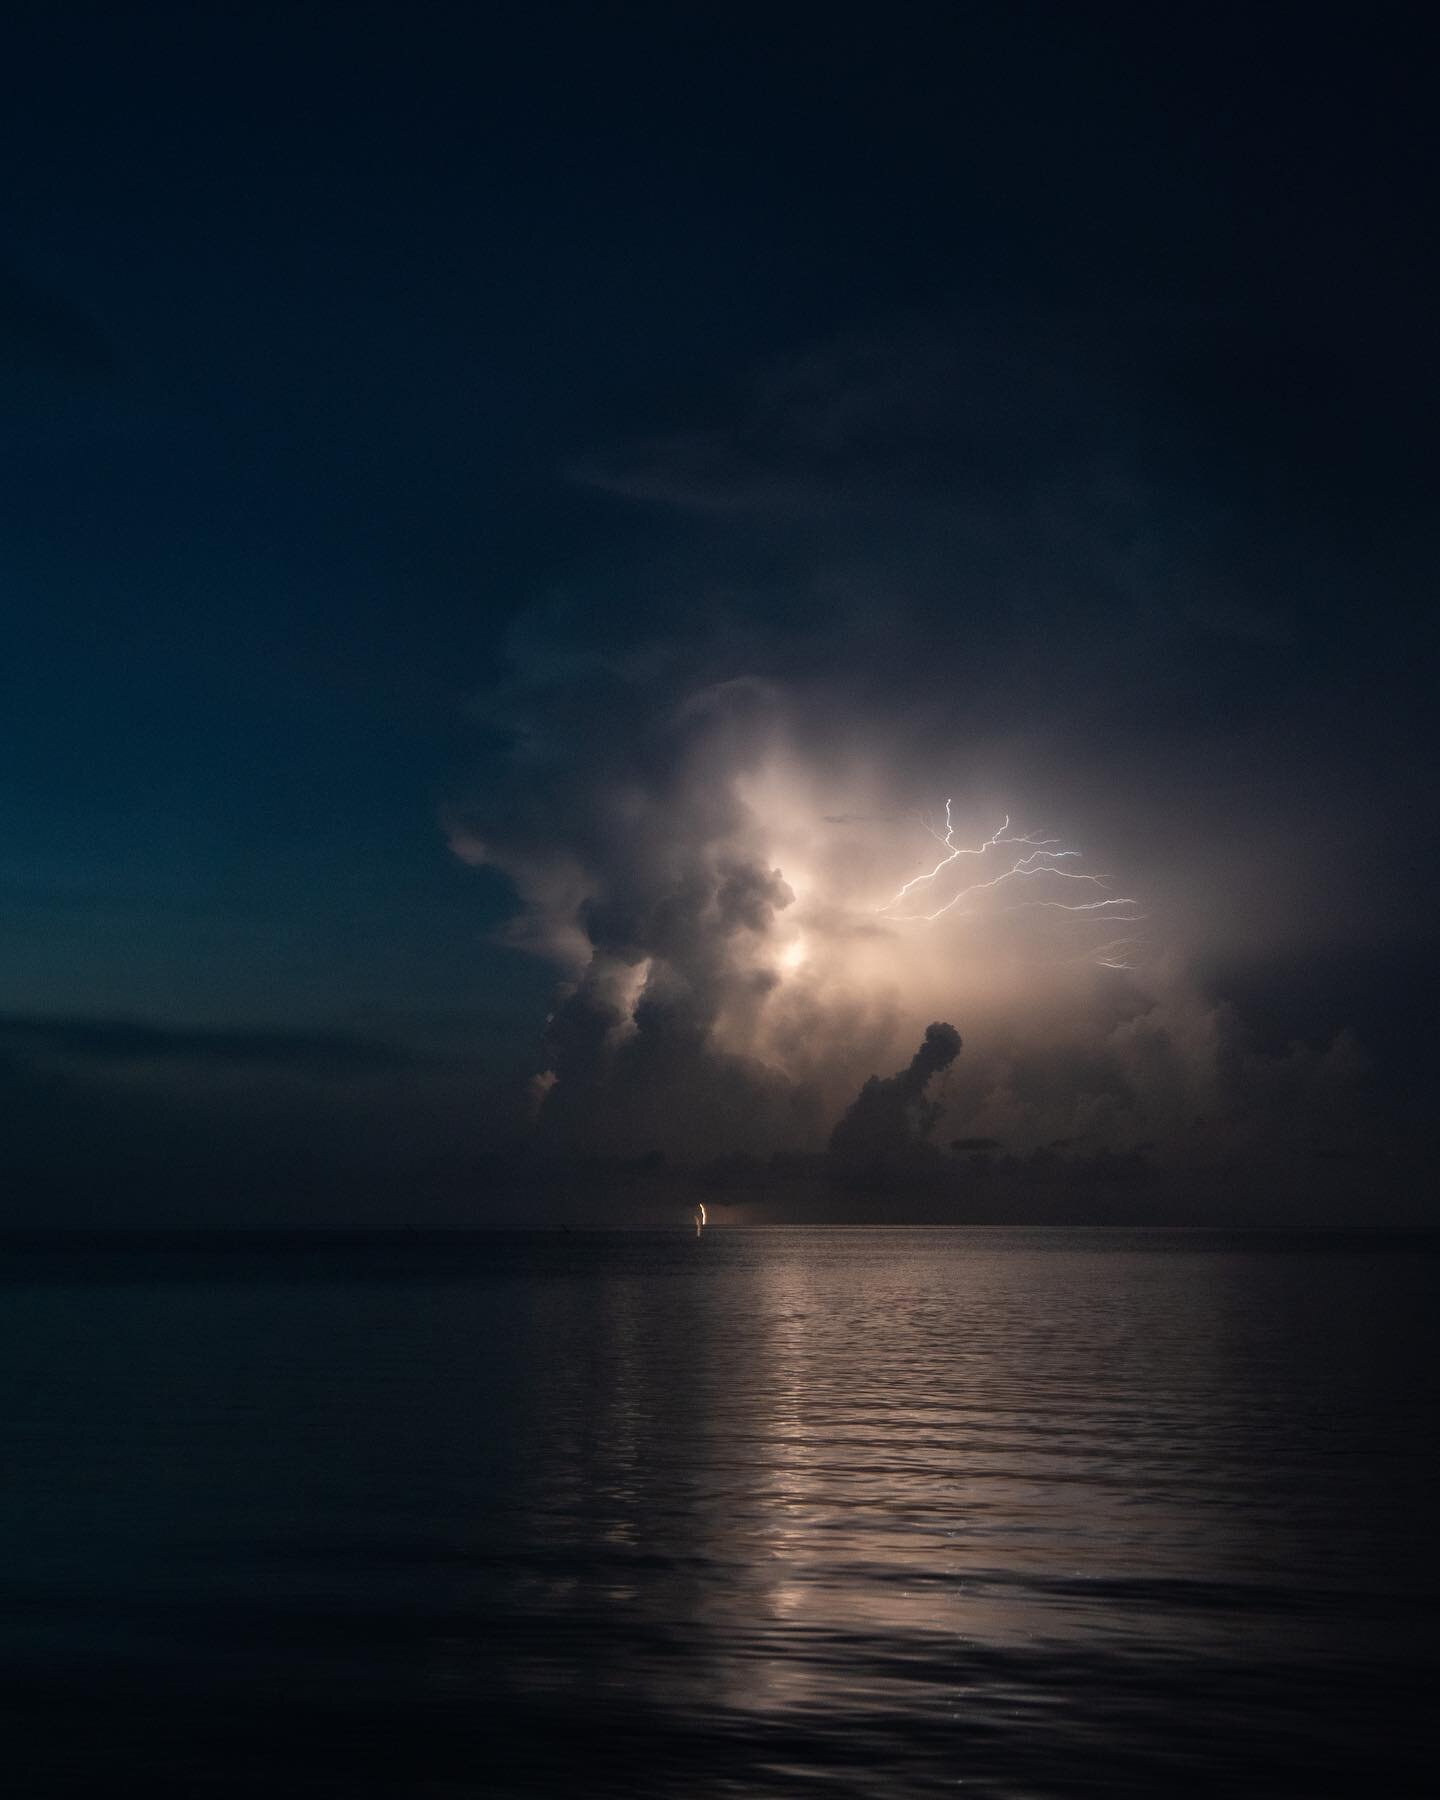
[878,800,1146,964]
[1084,936,1147,971]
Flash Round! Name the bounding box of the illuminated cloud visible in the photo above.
[444,318,1403,1199]
[446,622,1374,1189]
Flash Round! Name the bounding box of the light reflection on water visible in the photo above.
[1,1226,1436,1795]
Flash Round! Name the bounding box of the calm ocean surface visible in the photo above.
[2,1226,1436,1796]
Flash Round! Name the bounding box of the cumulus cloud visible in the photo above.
[447,605,1377,1194]
[446,315,1410,1206]
[829,1021,962,1187]
[448,669,845,1157]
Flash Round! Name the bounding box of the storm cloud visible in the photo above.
[829,1022,963,1188]
[444,317,1413,1208]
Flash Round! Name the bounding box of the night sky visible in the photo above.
[4,2,1435,1223]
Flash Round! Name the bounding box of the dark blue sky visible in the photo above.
[3,3,1435,1219]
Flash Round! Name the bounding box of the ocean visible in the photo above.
[2,1226,1436,1796]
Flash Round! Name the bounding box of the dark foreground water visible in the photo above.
[2,1227,1437,1797]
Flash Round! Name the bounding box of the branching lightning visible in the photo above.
[1087,938,1146,971]
[878,800,1146,965]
